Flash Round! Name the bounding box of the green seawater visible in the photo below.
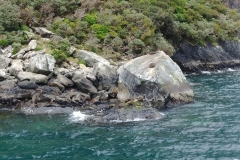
[1,72,240,159]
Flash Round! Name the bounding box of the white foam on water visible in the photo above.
[68,111,91,123]
[201,71,211,75]
[227,68,236,72]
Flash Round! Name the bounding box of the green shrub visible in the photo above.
[0,39,9,47]
[21,25,30,31]
[85,14,98,25]
[12,42,21,54]
[130,39,145,54]
[91,24,109,40]
[0,0,22,31]
[77,59,87,66]
[51,49,67,63]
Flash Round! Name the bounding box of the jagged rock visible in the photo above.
[172,41,240,73]
[73,50,110,67]
[0,69,6,81]
[11,40,37,59]
[28,40,37,50]
[9,60,23,76]
[39,86,61,95]
[53,68,70,76]
[117,51,194,109]
[72,74,97,95]
[18,81,38,89]
[17,71,48,84]
[74,67,96,82]
[33,27,54,38]
[28,54,55,75]
[23,49,45,59]
[93,62,118,91]
[57,74,74,87]
[0,56,11,69]
[72,92,91,105]
[0,88,32,102]
[1,45,12,57]
[98,90,109,101]
[69,46,76,56]
[49,81,65,91]
[0,80,16,90]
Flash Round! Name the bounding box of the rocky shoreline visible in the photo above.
[172,41,240,74]
[0,28,194,122]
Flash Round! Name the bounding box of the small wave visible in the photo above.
[68,111,91,123]
[201,71,211,75]
[227,68,236,72]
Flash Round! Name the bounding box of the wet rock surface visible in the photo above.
[172,41,240,73]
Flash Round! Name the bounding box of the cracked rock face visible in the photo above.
[117,51,194,109]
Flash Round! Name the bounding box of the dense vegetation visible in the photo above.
[0,0,240,60]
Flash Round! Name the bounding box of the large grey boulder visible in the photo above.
[93,62,118,91]
[33,27,54,38]
[28,54,55,75]
[0,56,11,69]
[117,51,194,108]
[17,71,48,84]
[72,74,97,95]
[9,60,23,76]
[73,50,110,67]
[18,81,38,89]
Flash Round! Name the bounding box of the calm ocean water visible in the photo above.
[1,71,240,159]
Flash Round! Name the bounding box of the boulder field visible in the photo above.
[0,31,194,122]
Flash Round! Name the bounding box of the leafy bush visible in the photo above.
[91,24,109,40]
[0,0,22,31]
[51,49,67,63]
[12,42,22,54]
[85,14,98,25]
[0,39,9,47]
[77,59,87,66]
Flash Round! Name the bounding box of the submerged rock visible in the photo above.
[118,51,194,109]
[21,107,74,115]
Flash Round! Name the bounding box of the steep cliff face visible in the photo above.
[171,41,240,73]
[224,0,240,11]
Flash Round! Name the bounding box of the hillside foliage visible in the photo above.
[0,0,240,57]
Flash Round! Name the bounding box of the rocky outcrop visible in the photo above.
[0,33,194,123]
[0,56,11,69]
[33,27,54,38]
[172,41,240,73]
[93,62,118,91]
[28,54,55,75]
[9,60,23,76]
[118,51,194,108]
[73,50,110,67]
[17,72,48,84]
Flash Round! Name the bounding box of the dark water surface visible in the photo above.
[1,72,240,159]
